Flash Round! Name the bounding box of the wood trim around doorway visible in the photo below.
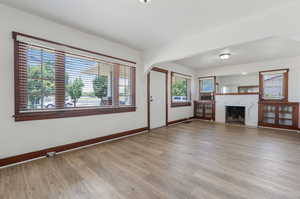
[147,67,168,129]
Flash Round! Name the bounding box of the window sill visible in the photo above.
[14,106,136,122]
[171,102,192,108]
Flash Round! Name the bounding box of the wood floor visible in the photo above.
[1,120,300,199]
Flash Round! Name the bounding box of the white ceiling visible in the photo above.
[0,0,293,50]
[176,37,300,69]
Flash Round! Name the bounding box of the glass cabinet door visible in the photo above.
[196,103,204,117]
[278,105,293,126]
[259,102,298,129]
[204,104,212,118]
[263,104,276,124]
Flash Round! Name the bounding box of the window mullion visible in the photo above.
[185,78,188,100]
[131,67,136,106]
[41,49,44,109]
[283,71,288,101]
[113,64,120,107]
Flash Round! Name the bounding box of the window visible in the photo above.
[13,32,136,121]
[171,72,192,107]
[199,76,216,101]
[259,69,289,101]
[238,86,259,93]
[64,54,113,108]
[200,77,215,93]
[25,46,56,110]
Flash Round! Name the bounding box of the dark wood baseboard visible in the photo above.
[167,117,193,125]
[258,123,299,130]
[0,127,148,168]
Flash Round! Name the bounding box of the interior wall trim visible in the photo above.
[147,67,168,129]
[0,127,148,168]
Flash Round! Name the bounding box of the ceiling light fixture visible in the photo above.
[139,0,151,4]
[219,53,231,60]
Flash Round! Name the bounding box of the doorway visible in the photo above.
[148,67,168,129]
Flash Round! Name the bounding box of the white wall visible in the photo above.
[157,63,197,122]
[217,74,259,93]
[0,4,149,159]
[0,4,197,160]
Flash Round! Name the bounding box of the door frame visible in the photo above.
[147,67,168,129]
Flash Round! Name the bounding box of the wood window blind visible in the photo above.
[13,32,136,121]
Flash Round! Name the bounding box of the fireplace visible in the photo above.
[226,106,245,125]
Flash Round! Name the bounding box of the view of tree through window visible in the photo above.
[65,55,113,108]
[26,47,55,110]
[171,74,191,103]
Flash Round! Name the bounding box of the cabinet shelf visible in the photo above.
[264,110,276,113]
[264,116,275,119]
[279,118,293,120]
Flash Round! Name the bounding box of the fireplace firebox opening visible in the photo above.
[226,106,245,125]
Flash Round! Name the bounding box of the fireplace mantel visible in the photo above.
[215,95,259,127]
[216,92,259,96]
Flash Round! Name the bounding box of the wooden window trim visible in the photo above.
[259,69,289,102]
[13,32,136,122]
[14,107,136,122]
[171,72,192,108]
[12,32,136,64]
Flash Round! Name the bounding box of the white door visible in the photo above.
[150,71,167,129]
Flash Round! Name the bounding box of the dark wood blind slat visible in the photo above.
[55,51,65,109]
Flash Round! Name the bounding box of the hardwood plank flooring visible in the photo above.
[1,120,300,199]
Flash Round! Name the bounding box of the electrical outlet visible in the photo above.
[46,152,56,157]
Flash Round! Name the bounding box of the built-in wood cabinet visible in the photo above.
[194,100,215,121]
[258,102,299,130]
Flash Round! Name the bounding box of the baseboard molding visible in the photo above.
[0,127,148,168]
[258,126,300,133]
[214,121,300,132]
[167,117,194,125]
